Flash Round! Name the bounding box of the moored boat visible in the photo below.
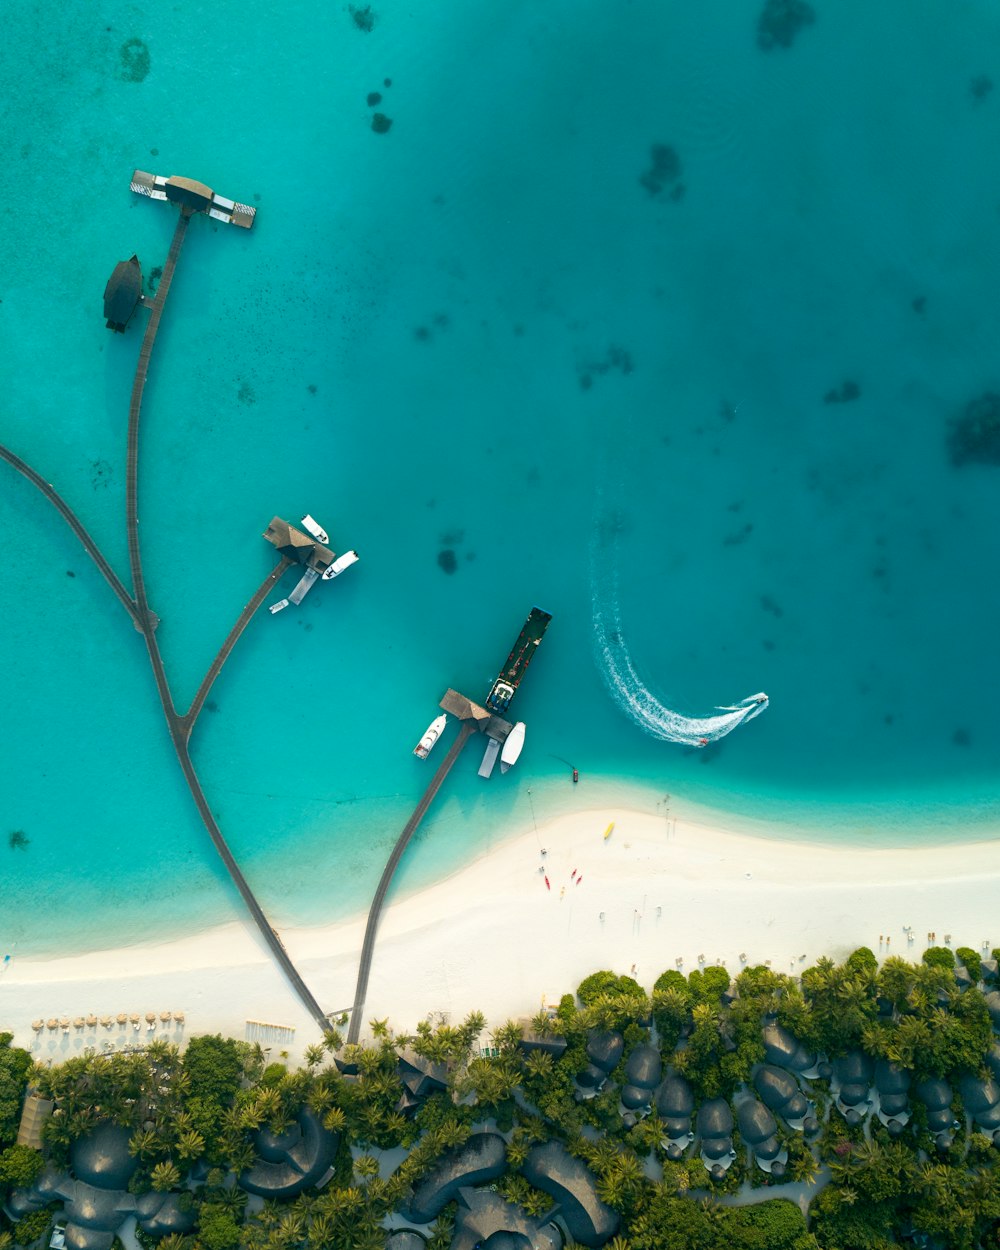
[414,714,447,759]
[300,513,329,544]
[321,550,360,580]
[499,721,526,773]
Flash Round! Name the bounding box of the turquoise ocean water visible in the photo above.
[3,1,1000,958]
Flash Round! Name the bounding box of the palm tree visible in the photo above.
[491,1019,524,1052]
[151,1159,181,1192]
[353,1154,380,1181]
[304,1043,326,1069]
[322,1105,347,1134]
[175,1128,205,1162]
[129,1127,161,1160]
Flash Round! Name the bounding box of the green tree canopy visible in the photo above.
[0,1143,44,1189]
[0,1034,32,1149]
[181,1035,243,1106]
[922,945,956,972]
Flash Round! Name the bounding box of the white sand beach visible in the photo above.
[5,802,1000,1065]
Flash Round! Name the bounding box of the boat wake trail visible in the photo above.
[591,518,769,747]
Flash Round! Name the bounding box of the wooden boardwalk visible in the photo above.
[3,200,333,1037]
[0,443,141,627]
[346,719,479,1045]
[118,208,331,1034]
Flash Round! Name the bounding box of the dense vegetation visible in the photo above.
[2,945,1000,1249]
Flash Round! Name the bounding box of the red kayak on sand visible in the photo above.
[544,875,551,890]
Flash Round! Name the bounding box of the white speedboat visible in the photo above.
[321,550,360,580]
[268,598,290,615]
[500,721,526,773]
[300,514,329,544]
[414,714,447,759]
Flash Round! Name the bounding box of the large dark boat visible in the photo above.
[485,607,552,715]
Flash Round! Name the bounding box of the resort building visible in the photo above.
[130,171,256,228]
[102,255,143,332]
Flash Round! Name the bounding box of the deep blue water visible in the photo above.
[2,0,1000,958]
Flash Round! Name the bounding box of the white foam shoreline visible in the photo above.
[5,800,1000,1065]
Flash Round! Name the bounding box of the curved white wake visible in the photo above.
[592,526,769,747]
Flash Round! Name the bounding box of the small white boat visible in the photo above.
[500,721,526,773]
[268,599,290,615]
[300,514,329,545]
[414,714,447,759]
[321,550,360,580]
[478,736,501,779]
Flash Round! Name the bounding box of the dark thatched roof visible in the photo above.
[402,1132,507,1224]
[655,1074,695,1118]
[625,1044,661,1090]
[875,1060,910,1096]
[70,1123,137,1190]
[103,255,142,331]
[240,1107,337,1199]
[586,1030,624,1073]
[761,1023,815,1072]
[833,1051,873,1084]
[737,1099,778,1146]
[522,1140,620,1247]
[449,1188,561,1250]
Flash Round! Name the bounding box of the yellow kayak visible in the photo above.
[603,822,615,840]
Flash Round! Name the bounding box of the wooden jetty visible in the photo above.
[346,612,552,1044]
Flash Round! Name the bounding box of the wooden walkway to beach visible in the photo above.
[346,719,479,1045]
[2,202,333,1037]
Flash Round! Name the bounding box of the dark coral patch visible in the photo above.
[639,144,682,197]
[437,549,458,574]
[948,392,1000,466]
[757,0,815,51]
[120,37,150,82]
[372,113,393,134]
[350,5,376,31]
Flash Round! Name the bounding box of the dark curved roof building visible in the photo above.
[697,1099,734,1161]
[70,1123,138,1190]
[737,1098,781,1162]
[762,1023,816,1072]
[586,1030,624,1073]
[753,1065,809,1123]
[103,255,143,332]
[523,1140,619,1247]
[239,1106,338,1198]
[402,1132,507,1223]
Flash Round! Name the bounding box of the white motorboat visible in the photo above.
[414,714,447,759]
[300,514,329,544]
[321,550,360,580]
[268,599,290,615]
[500,721,526,773]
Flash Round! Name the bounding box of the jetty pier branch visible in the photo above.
[347,607,552,1043]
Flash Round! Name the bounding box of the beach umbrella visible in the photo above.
[129,1012,140,1023]
[101,1015,113,1028]
[159,1011,171,1022]
[117,1013,128,1024]
[47,1018,58,1030]
[86,1014,98,1027]
[31,1020,44,1031]
[173,1010,185,1023]
[145,1011,156,1023]
[59,1016,70,1027]
[73,1017,85,1029]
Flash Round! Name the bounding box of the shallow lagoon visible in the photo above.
[3,0,999,957]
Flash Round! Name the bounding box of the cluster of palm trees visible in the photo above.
[10,945,1000,1249]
